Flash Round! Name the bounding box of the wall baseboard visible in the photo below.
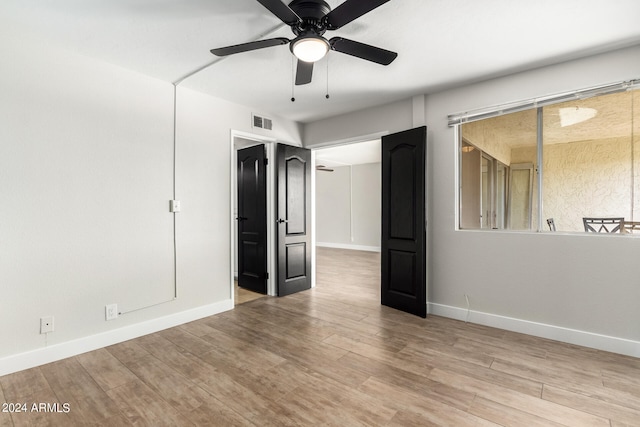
[0,299,234,377]
[428,303,640,358]
[316,242,381,252]
[5,299,636,376]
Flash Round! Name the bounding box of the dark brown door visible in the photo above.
[381,127,427,317]
[237,144,267,294]
[276,144,312,296]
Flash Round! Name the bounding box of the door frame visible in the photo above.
[230,130,278,300]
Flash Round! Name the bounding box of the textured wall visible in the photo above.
[543,137,633,232]
[462,108,538,167]
[511,137,634,232]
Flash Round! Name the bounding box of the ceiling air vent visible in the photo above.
[252,114,273,131]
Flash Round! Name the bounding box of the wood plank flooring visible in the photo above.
[234,282,266,306]
[2,247,640,426]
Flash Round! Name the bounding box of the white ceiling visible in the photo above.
[4,0,640,123]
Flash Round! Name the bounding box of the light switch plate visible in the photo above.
[105,304,118,321]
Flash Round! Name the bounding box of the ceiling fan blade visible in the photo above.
[325,0,391,29]
[256,0,301,25]
[329,37,397,65]
[210,37,290,56]
[295,60,313,85]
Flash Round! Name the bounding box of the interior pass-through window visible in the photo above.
[458,84,640,234]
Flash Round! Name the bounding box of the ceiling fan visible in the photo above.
[210,0,397,86]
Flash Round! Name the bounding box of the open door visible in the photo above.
[276,143,312,296]
[236,144,267,294]
[381,126,427,317]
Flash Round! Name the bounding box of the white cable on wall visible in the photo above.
[172,84,178,299]
[465,294,471,324]
[119,85,179,316]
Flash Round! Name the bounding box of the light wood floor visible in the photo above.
[234,282,267,306]
[2,247,640,426]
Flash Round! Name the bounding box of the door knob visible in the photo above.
[236,216,248,221]
[277,218,289,223]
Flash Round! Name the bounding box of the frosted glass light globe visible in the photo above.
[292,37,329,62]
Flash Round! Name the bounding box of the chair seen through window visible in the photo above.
[582,217,624,233]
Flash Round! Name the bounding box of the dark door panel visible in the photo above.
[381,127,427,317]
[237,145,267,294]
[277,144,312,296]
[285,157,306,234]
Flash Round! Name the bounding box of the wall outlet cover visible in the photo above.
[40,316,54,334]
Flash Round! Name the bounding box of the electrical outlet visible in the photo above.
[40,316,54,334]
[105,304,118,321]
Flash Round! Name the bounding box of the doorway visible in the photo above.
[312,127,427,318]
[312,138,383,310]
[314,139,383,253]
[231,132,277,304]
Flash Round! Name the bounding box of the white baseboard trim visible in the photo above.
[0,299,234,377]
[428,303,640,358]
[316,242,381,252]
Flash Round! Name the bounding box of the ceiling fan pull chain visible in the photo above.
[325,55,330,99]
[291,55,296,102]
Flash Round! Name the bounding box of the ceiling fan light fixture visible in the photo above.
[292,36,330,63]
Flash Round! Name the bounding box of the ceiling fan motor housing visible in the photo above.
[288,0,331,35]
[288,0,331,20]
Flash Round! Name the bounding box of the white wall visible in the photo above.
[0,35,301,375]
[316,167,351,244]
[352,163,382,249]
[316,163,381,250]
[304,98,413,146]
[305,44,640,356]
